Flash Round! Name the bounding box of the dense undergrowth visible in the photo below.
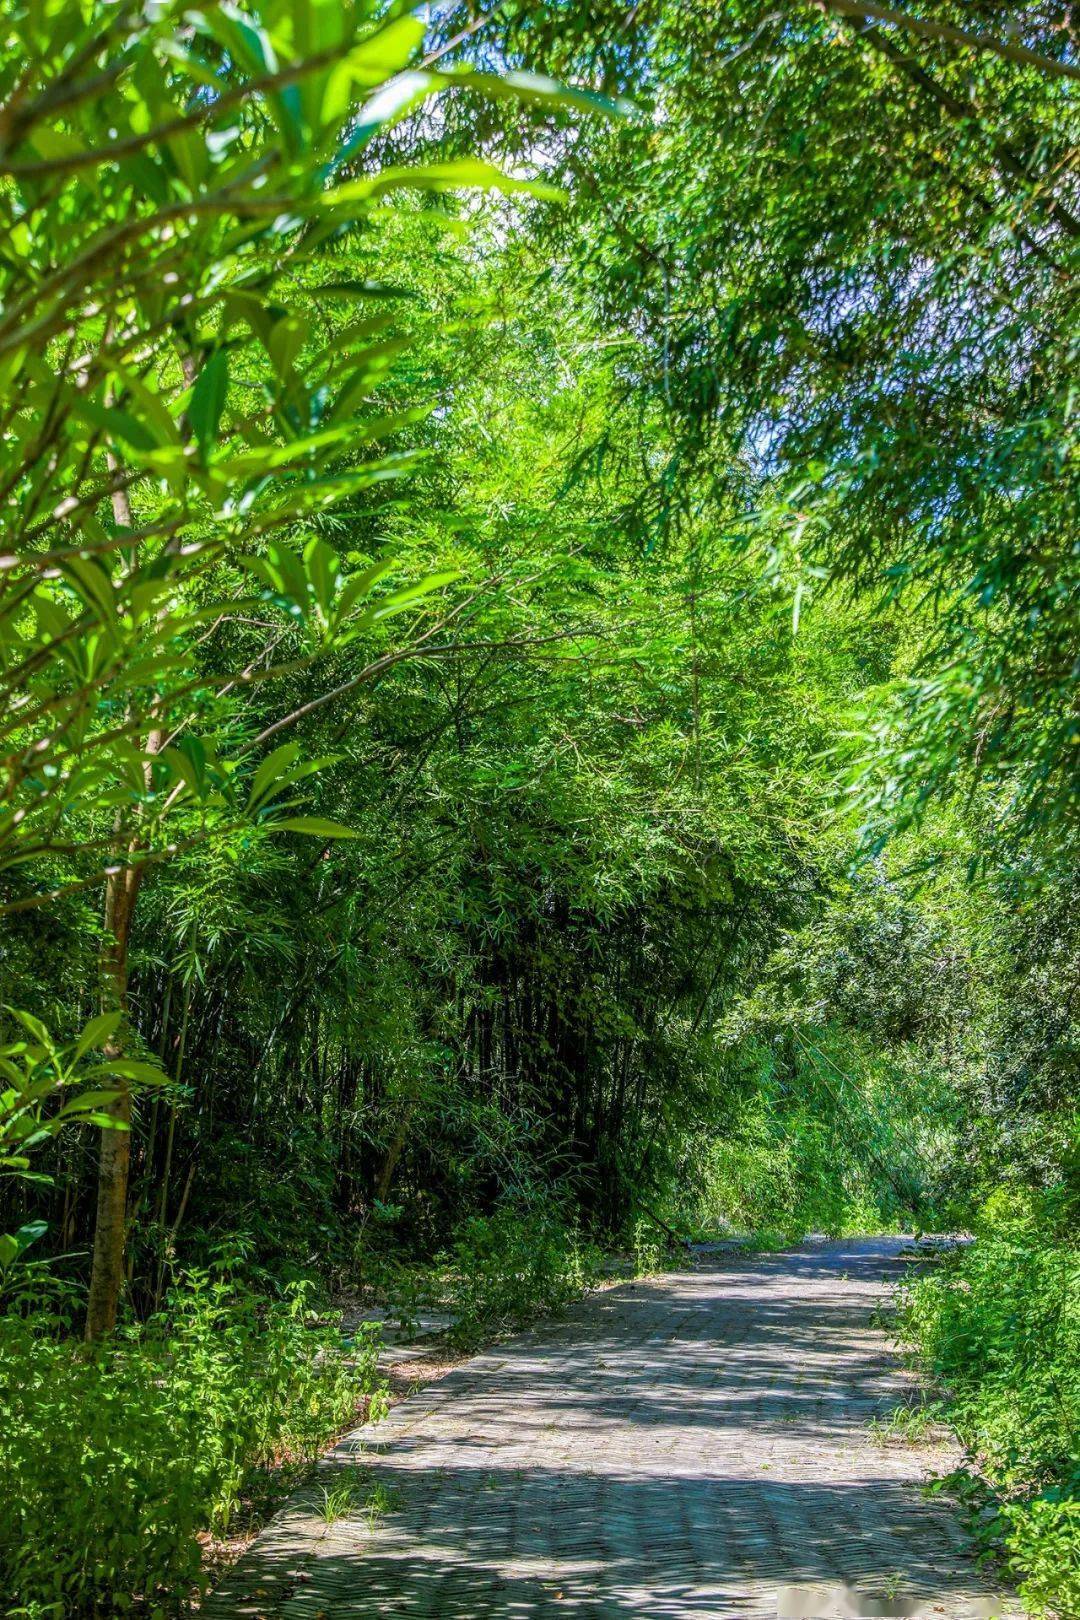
[901,1187,1080,1619]
[378,1201,676,1350]
[0,1273,384,1618]
[421,1200,608,1350]
[356,1196,606,1346]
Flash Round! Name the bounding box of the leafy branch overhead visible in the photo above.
[0,0,584,914]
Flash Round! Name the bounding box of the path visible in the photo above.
[206,1238,1021,1619]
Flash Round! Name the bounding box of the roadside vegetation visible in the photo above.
[0,1,1076,1614]
[901,1192,1080,1618]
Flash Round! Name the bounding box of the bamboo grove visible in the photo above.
[0,3,1077,1615]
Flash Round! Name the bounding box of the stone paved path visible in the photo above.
[205,1238,1022,1619]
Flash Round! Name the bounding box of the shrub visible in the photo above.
[0,1275,384,1617]
[1001,1494,1080,1619]
[900,1187,1080,1618]
[629,1216,678,1277]
[442,1201,603,1350]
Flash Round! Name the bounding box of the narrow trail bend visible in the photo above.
[206,1238,1022,1619]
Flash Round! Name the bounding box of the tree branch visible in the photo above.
[848,18,1080,239]
[816,0,1080,84]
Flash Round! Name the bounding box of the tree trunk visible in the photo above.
[84,450,170,1334]
[375,1105,415,1203]
[84,861,141,1341]
[84,389,180,1340]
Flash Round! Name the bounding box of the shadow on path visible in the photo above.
[205,1238,1021,1620]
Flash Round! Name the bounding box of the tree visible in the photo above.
[432,0,1080,855]
[0,0,571,1336]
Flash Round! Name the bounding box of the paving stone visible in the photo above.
[204,1238,1023,1619]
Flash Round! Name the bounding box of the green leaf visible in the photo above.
[7,1009,50,1046]
[269,817,359,839]
[439,67,629,121]
[57,1089,122,1115]
[189,350,229,459]
[160,745,202,799]
[267,314,309,378]
[333,557,395,624]
[327,159,565,208]
[321,16,426,124]
[70,396,159,453]
[58,557,116,626]
[366,570,462,622]
[89,1060,169,1085]
[71,1012,123,1064]
[248,742,301,811]
[0,1219,47,1271]
[303,536,340,620]
[113,366,182,447]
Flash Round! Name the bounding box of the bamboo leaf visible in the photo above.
[71,1013,123,1065]
[269,816,359,839]
[189,349,229,460]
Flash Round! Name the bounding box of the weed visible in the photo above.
[319,1481,360,1524]
[364,1482,403,1527]
[0,1277,386,1615]
[868,1401,945,1446]
[439,1200,603,1350]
